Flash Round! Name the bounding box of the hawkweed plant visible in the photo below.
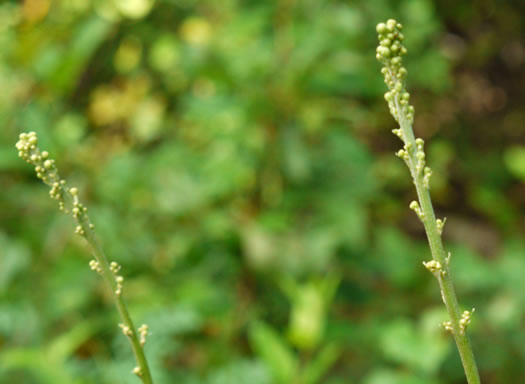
[16,132,153,384]
[375,20,481,384]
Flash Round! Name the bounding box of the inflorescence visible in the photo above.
[376,19,476,335]
[17,132,69,211]
[16,132,92,227]
[16,132,151,379]
[376,19,413,125]
[16,132,137,303]
[443,308,475,335]
[376,21,444,228]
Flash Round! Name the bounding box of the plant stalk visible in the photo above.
[375,20,481,382]
[394,94,481,384]
[15,132,153,384]
[83,227,154,384]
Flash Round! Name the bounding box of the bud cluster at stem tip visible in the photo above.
[16,132,65,207]
[376,19,414,125]
[16,132,93,231]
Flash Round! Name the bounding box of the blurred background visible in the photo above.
[1,0,524,383]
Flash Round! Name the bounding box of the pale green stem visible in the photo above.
[393,92,481,384]
[82,223,153,384]
[17,133,153,383]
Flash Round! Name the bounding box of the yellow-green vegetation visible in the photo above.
[1,1,523,383]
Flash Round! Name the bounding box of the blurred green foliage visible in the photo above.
[1,0,524,383]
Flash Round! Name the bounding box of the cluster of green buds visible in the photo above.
[409,200,424,221]
[110,261,125,296]
[17,132,67,210]
[122,322,150,377]
[17,132,131,307]
[442,320,453,333]
[89,260,103,274]
[443,308,475,335]
[138,324,149,347]
[376,19,413,125]
[459,309,475,335]
[89,260,124,297]
[120,323,133,337]
[436,218,447,235]
[422,259,444,277]
[376,20,435,199]
[16,132,92,227]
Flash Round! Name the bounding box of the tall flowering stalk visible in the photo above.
[375,20,481,384]
[16,132,153,384]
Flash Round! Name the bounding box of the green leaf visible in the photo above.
[374,227,421,288]
[207,360,271,384]
[504,146,525,180]
[379,312,450,374]
[364,367,439,384]
[303,343,342,384]
[248,321,298,384]
[0,233,30,293]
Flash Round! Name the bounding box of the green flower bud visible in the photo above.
[380,38,392,47]
[377,46,391,58]
[376,22,387,34]
[391,57,401,66]
[386,19,397,32]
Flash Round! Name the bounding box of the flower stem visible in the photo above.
[375,20,481,384]
[16,132,153,383]
[83,228,153,384]
[395,95,481,384]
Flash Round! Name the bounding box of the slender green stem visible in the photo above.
[394,95,481,384]
[16,132,153,383]
[83,227,153,384]
[375,20,481,383]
